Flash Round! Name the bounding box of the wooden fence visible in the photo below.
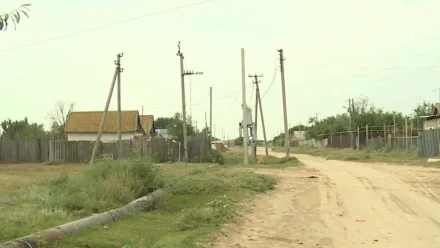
[0,140,49,163]
[0,137,211,164]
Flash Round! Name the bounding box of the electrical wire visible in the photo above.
[260,57,278,100]
[0,0,214,53]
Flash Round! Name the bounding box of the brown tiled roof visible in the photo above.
[65,111,142,133]
[140,115,155,133]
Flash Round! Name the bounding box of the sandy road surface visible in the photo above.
[214,149,440,248]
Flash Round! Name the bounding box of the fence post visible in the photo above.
[357,126,360,150]
[366,125,369,147]
[178,142,181,162]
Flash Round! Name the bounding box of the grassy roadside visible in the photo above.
[0,150,293,248]
[272,146,440,166]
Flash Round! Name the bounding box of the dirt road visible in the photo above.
[214,150,440,248]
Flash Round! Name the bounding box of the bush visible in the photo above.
[208,149,225,165]
[46,158,163,213]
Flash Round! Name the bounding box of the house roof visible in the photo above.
[140,115,155,132]
[65,111,142,133]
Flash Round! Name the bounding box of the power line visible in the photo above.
[260,57,278,101]
[0,0,214,53]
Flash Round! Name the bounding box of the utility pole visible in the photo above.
[176,42,203,161]
[278,49,290,158]
[256,77,269,155]
[210,87,213,139]
[249,73,264,158]
[116,53,123,159]
[177,41,189,162]
[241,48,249,165]
[90,54,120,164]
[393,114,396,147]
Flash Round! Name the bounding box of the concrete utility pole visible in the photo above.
[176,42,203,161]
[278,49,290,158]
[241,48,249,165]
[253,75,269,156]
[205,111,208,138]
[90,55,120,164]
[177,42,189,162]
[249,73,264,159]
[210,87,213,138]
[116,53,123,158]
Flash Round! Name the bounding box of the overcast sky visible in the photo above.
[1,0,440,140]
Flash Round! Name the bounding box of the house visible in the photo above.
[139,115,156,140]
[64,110,144,141]
[424,103,440,130]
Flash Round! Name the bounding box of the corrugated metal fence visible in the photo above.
[418,129,440,157]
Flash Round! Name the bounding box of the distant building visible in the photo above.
[156,129,173,140]
[424,104,440,130]
[139,115,156,140]
[64,110,144,141]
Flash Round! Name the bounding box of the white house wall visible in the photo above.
[67,132,137,141]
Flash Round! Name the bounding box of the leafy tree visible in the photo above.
[156,113,196,143]
[413,101,433,117]
[1,117,48,140]
[1,4,31,31]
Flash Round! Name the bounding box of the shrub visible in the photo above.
[208,149,225,165]
[46,158,163,213]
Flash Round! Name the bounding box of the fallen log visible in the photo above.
[0,189,164,248]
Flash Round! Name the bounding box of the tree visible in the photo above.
[156,113,196,143]
[1,117,48,140]
[48,101,75,140]
[1,4,31,31]
[413,101,433,117]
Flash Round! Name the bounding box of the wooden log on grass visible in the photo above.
[0,189,164,248]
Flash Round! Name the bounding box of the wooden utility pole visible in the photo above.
[116,53,123,158]
[241,48,249,165]
[278,49,290,158]
[177,42,189,161]
[90,55,120,164]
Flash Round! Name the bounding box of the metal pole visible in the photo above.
[241,48,249,165]
[90,67,119,164]
[278,49,290,158]
[116,53,123,159]
[177,42,189,161]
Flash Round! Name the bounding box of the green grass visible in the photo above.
[273,146,440,166]
[222,149,302,168]
[0,157,278,248]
